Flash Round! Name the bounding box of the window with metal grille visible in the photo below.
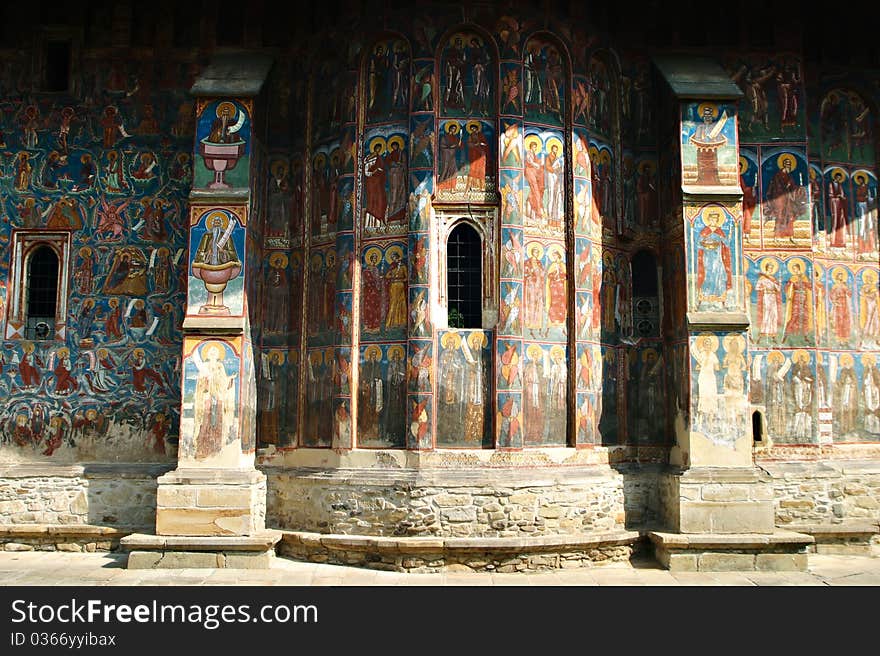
[26,246,59,340]
[447,223,482,328]
[631,249,659,338]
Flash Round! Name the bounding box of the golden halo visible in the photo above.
[270,160,288,178]
[863,353,876,367]
[313,152,327,169]
[701,206,725,227]
[526,241,545,260]
[203,210,230,230]
[325,346,335,361]
[441,331,462,350]
[200,342,223,361]
[364,345,381,361]
[310,253,323,269]
[97,348,108,358]
[468,331,488,351]
[766,350,785,364]
[330,148,342,165]
[830,265,849,281]
[739,156,749,173]
[309,350,323,365]
[465,120,482,134]
[828,167,847,181]
[524,134,543,153]
[157,247,169,256]
[863,268,878,284]
[289,349,300,364]
[545,136,563,154]
[385,245,404,264]
[363,247,382,265]
[792,349,810,364]
[639,347,657,363]
[387,344,405,360]
[639,160,657,175]
[599,149,612,165]
[546,243,565,261]
[57,347,69,358]
[853,171,869,185]
[809,167,817,180]
[776,153,797,170]
[22,341,34,354]
[550,344,565,361]
[367,136,387,154]
[526,343,543,361]
[840,353,855,367]
[760,258,779,275]
[786,257,806,275]
[269,349,285,364]
[696,333,719,352]
[216,101,237,119]
[588,145,599,161]
[78,246,92,257]
[602,251,614,267]
[722,334,745,353]
[269,252,288,269]
[444,122,460,134]
[387,135,405,152]
[697,102,719,120]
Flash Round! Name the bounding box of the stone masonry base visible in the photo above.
[121,532,281,569]
[648,531,814,571]
[277,529,642,572]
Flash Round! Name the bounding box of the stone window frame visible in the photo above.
[434,204,498,330]
[5,230,72,342]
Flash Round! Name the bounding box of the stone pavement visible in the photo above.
[0,551,879,585]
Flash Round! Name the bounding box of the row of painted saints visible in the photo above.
[748,259,879,349]
[751,351,880,441]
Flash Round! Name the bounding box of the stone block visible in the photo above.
[755,553,808,571]
[697,553,756,571]
[156,487,197,508]
[223,552,273,569]
[433,494,472,508]
[701,484,751,502]
[664,552,698,572]
[4,543,34,551]
[129,551,225,569]
[56,543,83,552]
[156,508,253,536]
[679,501,774,534]
[196,488,252,508]
[69,491,89,515]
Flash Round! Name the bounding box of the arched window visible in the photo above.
[26,246,59,340]
[447,223,482,328]
[631,249,659,338]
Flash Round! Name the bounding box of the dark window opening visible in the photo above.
[752,411,764,444]
[631,250,659,338]
[447,223,482,329]
[216,0,245,47]
[45,40,71,92]
[26,246,59,340]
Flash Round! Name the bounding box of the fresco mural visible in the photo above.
[180,338,241,461]
[187,207,246,317]
[747,255,815,347]
[690,332,749,448]
[357,343,407,448]
[681,102,739,187]
[436,330,492,447]
[523,36,565,126]
[727,54,805,143]
[193,99,251,191]
[362,127,410,236]
[360,242,408,342]
[686,204,743,314]
[439,31,495,118]
[760,148,810,247]
[522,127,565,236]
[521,343,567,446]
[435,119,496,203]
[365,37,411,123]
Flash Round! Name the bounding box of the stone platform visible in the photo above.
[786,522,880,556]
[278,529,642,572]
[121,531,281,569]
[647,530,814,571]
[0,524,131,552]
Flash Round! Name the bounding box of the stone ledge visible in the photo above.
[0,524,130,539]
[647,530,814,549]
[277,529,641,572]
[785,523,880,540]
[120,531,281,552]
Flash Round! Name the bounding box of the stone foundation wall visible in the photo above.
[618,465,664,527]
[758,461,880,527]
[263,466,627,538]
[0,464,171,530]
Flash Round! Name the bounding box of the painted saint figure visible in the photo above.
[696,209,732,309]
[193,343,235,460]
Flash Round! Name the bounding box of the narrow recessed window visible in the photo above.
[45,40,71,92]
[26,246,59,340]
[447,223,482,328]
[631,249,659,338]
[752,410,764,444]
